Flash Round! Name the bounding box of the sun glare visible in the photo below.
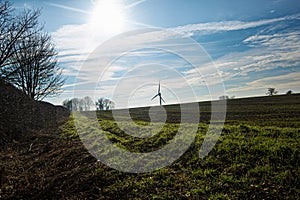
[89,0,126,35]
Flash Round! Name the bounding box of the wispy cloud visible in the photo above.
[53,13,300,71]
[45,2,89,14]
[125,0,148,9]
[172,13,300,37]
[61,81,92,89]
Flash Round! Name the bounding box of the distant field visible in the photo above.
[96,93,300,127]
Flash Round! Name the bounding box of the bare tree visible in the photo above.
[71,98,80,111]
[0,2,64,100]
[96,98,115,110]
[83,96,94,111]
[96,98,104,110]
[5,32,65,100]
[219,95,229,100]
[266,88,278,96]
[63,99,72,111]
[0,1,40,72]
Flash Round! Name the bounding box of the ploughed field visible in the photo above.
[1,94,300,199]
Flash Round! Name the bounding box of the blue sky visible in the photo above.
[11,0,300,108]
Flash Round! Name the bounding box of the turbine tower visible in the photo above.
[151,81,165,106]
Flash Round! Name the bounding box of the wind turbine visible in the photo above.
[151,81,165,106]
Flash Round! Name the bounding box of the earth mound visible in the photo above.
[0,79,69,145]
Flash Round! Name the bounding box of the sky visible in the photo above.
[11,0,300,108]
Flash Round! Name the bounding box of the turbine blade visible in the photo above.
[161,96,166,103]
[151,94,159,100]
[158,81,160,93]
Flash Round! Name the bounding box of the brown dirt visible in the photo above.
[0,128,99,199]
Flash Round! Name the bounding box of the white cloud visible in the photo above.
[52,13,300,78]
[183,29,300,82]
[52,14,300,70]
[45,2,88,14]
[125,0,148,9]
[61,81,92,89]
[243,31,300,49]
[172,14,300,37]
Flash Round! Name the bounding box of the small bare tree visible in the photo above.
[63,99,72,111]
[266,88,278,96]
[83,96,94,111]
[71,98,80,111]
[286,90,292,95]
[96,98,115,110]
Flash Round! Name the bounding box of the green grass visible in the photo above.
[60,94,300,199]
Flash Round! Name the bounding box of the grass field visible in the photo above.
[60,94,300,199]
[2,94,300,199]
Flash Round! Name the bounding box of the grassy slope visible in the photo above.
[1,94,300,199]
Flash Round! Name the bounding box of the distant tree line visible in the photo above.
[0,1,64,100]
[218,88,296,101]
[62,96,94,111]
[62,97,115,111]
[219,95,235,100]
[266,88,294,96]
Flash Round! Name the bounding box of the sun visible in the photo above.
[89,0,126,35]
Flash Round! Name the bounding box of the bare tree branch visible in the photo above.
[6,31,65,100]
[0,1,41,73]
